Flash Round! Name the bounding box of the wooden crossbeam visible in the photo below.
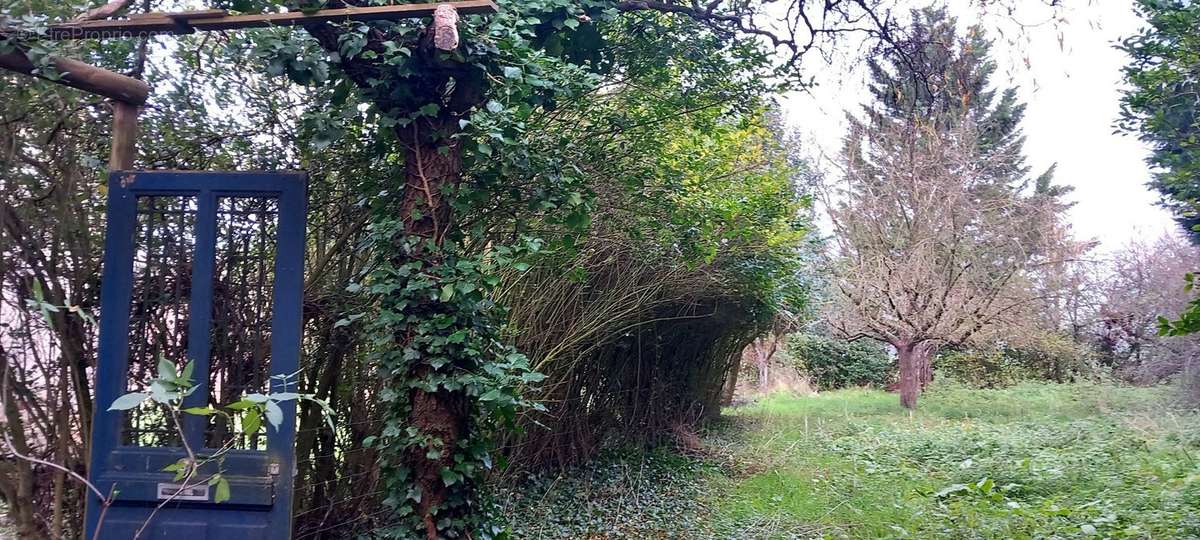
[0,50,150,104]
[45,0,498,40]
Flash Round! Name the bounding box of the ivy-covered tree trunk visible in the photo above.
[399,117,458,245]
[397,115,471,537]
[304,12,503,535]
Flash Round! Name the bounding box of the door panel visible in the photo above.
[86,171,306,540]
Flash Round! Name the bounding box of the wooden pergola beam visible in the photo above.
[0,49,149,105]
[44,0,498,40]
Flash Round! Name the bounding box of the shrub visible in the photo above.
[939,334,1097,388]
[788,333,893,390]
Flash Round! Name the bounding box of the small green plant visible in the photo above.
[1158,272,1200,336]
[16,282,336,536]
[109,356,332,512]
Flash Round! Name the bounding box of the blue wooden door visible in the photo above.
[85,171,307,539]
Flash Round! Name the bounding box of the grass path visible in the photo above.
[498,382,1200,539]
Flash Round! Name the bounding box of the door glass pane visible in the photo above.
[122,195,197,446]
[205,196,279,450]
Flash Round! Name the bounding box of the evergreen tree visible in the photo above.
[1120,0,1200,244]
[859,8,1048,186]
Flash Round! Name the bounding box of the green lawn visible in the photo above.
[498,382,1200,539]
[716,382,1200,539]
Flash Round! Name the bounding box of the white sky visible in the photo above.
[778,0,1177,253]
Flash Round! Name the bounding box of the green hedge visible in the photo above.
[788,334,894,390]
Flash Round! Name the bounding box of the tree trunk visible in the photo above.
[756,352,770,392]
[897,342,920,409]
[0,351,47,540]
[721,356,740,406]
[745,334,781,392]
[917,343,934,389]
[397,115,468,539]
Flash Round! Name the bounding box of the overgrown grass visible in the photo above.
[721,381,1200,539]
[497,382,1200,539]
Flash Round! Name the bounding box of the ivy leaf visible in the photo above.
[214,477,231,503]
[501,66,522,79]
[520,371,547,383]
[265,400,284,429]
[227,399,258,410]
[180,361,195,383]
[243,408,262,435]
[418,103,441,117]
[108,392,149,411]
[439,284,455,302]
[440,468,459,487]
[934,484,968,498]
[157,355,177,382]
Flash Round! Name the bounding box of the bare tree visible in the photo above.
[1095,233,1200,388]
[823,117,1063,408]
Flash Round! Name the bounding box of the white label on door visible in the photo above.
[156,482,210,501]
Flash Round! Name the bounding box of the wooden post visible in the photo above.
[0,49,148,170]
[108,101,138,170]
